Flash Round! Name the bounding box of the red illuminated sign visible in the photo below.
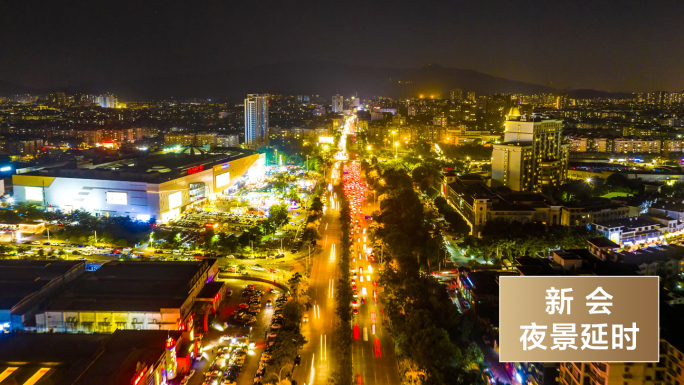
[165,337,176,349]
[187,165,204,175]
[132,368,146,385]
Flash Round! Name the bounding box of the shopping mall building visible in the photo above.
[12,148,265,222]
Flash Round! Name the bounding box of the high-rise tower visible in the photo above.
[332,94,343,113]
[244,94,269,148]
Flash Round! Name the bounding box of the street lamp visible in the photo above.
[394,142,398,158]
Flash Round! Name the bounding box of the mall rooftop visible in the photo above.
[24,147,257,184]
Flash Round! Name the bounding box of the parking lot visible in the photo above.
[177,280,297,385]
[165,211,265,234]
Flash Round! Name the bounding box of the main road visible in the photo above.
[348,163,402,385]
[291,176,342,384]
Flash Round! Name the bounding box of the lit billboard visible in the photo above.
[216,172,230,188]
[169,191,182,209]
[25,187,43,201]
[106,191,127,205]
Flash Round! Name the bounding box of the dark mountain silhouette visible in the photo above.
[0,81,38,96]
[73,61,559,100]
[0,61,634,101]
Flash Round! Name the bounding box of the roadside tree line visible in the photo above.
[363,159,489,385]
[458,221,594,266]
[328,184,353,385]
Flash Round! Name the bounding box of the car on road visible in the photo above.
[31,241,41,245]
[484,369,495,384]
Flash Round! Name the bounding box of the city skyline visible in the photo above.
[1,2,683,385]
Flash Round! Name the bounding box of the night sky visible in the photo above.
[1,0,683,92]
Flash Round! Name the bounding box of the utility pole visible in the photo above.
[47,227,50,243]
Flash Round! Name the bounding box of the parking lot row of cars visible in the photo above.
[171,212,264,232]
[196,343,247,385]
[23,241,131,255]
[230,285,265,325]
[253,292,299,385]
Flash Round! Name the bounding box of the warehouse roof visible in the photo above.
[45,260,217,313]
[0,260,83,310]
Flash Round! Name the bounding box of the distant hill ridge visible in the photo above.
[0,61,634,100]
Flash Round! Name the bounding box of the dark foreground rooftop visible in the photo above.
[46,260,216,312]
[0,260,83,310]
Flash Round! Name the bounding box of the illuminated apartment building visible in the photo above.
[492,107,569,192]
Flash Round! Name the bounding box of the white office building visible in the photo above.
[332,94,343,113]
[244,94,269,147]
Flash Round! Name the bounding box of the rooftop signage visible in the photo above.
[187,165,204,175]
